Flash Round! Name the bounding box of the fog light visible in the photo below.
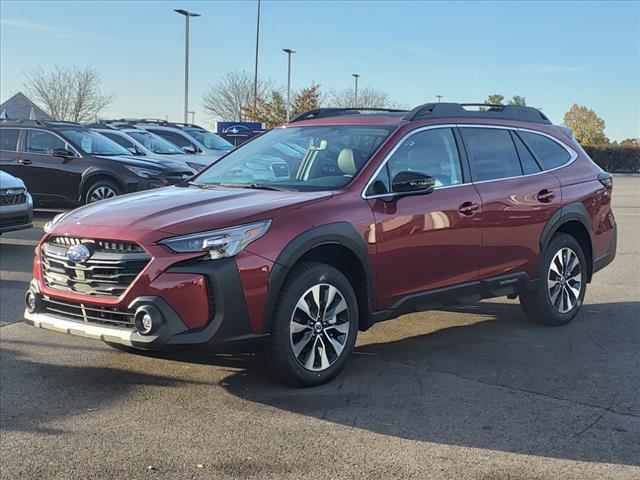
[25,290,37,313]
[134,306,160,335]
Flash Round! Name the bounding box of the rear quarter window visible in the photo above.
[519,131,572,170]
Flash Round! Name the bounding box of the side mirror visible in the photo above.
[182,145,197,154]
[52,148,75,158]
[391,171,436,196]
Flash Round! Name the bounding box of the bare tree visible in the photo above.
[327,86,393,109]
[202,70,277,121]
[23,66,114,122]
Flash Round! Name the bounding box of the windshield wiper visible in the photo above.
[233,183,289,192]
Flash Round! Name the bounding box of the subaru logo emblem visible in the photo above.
[67,244,92,264]
[6,189,14,196]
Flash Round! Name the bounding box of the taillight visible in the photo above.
[598,172,613,192]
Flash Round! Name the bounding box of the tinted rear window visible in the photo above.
[460,128,522,181]
[512,132,541,175]
[0,128,20,151]
[519,131,571,170]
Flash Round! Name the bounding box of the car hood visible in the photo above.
[0,170,26,189]
[56,185,332,235]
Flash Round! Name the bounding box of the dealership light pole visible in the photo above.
[283,49,296,121]
[436,95,443,103]
[352,73,360,106]
[175,9,201,124]
[253,0,261,110]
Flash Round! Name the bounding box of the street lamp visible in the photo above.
[283,48,296,121]
[436,95,443,103]
[352,74,360,106]
[174,9,201,124]
[253,0,261,110]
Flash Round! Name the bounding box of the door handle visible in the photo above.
[458,201,480,216]
[537,189,555,203]
[18,159,32,165]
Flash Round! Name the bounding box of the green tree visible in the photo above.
[508,95,526,106]
[563,104,608,145]
[485,94,505,105]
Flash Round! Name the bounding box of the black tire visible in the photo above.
[520,233,587,326]
[84,179,121,204]
[264,262,359,387]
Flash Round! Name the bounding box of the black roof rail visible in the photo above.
[102,118,205,129]
[84,122,120,130]
[404,102,551,124]
[290,107,408,123]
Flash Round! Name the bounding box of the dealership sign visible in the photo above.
[216,121,263,134]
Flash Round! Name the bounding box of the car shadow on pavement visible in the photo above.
[222,300,640,467]
[0,345,210,435]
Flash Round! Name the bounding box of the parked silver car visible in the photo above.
[0,170,33,234]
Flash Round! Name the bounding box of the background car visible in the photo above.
[104,119,234,162]
[0,169,33,234]
[87,124,207,171]
[0,120,193,206]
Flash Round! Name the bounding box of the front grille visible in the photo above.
[164,173,191,185]
[42,296,135,329]
[41,238,150,297]
[0,188,27,205]
[0,215,29,228]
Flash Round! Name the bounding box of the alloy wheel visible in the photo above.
[548,247,582,314]
[90,186,117,203]
[289,283,350,372]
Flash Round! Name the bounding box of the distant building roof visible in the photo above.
[0,92,52,121]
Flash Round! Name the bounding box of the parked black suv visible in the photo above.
[0,120,193,206]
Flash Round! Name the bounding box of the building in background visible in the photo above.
[0,92,52,121]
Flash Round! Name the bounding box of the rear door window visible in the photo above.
[460,127,522,181]
[519,131,571,170]
[0,128,20,151]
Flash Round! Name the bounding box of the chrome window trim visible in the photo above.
[21,127,82,158]
[361,123,578,199]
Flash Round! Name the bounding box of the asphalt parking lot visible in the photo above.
[1,178,638,480]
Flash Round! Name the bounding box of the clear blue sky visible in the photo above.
[1,0,638,140]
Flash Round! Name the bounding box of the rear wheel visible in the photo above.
[85,179,120,204]
[264,262,358,387]
[520,233,587,326]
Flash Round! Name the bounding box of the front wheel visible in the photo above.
[84,179,121,204]
[264,262,359,387]
[520,233,587,326]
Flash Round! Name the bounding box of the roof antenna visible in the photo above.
[29,107,37,120]
[0,110,8,120]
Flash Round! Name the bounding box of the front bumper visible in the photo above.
[24,257,269,351]
[0,195,33,233]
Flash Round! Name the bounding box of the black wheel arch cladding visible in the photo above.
[263,222,374,334]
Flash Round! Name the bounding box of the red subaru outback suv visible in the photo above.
[24,103,616,386]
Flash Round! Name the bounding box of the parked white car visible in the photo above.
[0,170,33,234]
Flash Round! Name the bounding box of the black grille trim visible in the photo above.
[42,296,135,329]
[49,236,145,253]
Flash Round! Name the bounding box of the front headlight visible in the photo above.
[43,212,68,233]
[159,220,271,259]
[187,162,205,171]
[124,165,163,178]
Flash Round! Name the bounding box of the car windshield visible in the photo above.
[185,128,234,150]
[193,125,393,191]
[61,128,131,156]
[127,130,183,154]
